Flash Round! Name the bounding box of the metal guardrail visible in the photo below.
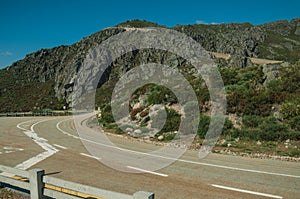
[0,111,72,117]
[0,165,154,199]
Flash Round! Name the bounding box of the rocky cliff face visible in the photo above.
[174,23,266,67]
[0,18,299,112]
[4,28,125,102]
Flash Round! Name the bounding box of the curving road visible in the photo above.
[0,116,300,198]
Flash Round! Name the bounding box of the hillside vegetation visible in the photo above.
[97,59,300,157]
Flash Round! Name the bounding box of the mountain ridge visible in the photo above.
[0,18,299,112]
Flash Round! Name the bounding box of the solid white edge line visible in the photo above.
[56,118,300,179]
[127,166,168,177]
[53,144,67,149]
[177,158,300,178]
[80,153,101,160]
[211,184,283,199]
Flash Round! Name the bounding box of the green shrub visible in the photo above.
[161,108,181,133]
[233,128,262,140]
[147,86,177,105]
[99,104,115,124]
[151,107,181,134]
[222,117,234,136]
[163,133,176,141]
[289,149,300,157]
[289,116,300,131]
[242,115,262,128]
[258,117,288,141]
[197,114,210,138]
[281,98,300,119]
[285,131,300,140]
[147,90,165,105]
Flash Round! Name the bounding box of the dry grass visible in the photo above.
[249,57,283,64]
[0,189,28,199]
[209,52,231,60]
[209,51,284,64]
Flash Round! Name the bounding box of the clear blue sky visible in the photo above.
[0,0,299,69]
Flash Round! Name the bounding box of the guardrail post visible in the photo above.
[29,168,45,199]
[133,191,155,199]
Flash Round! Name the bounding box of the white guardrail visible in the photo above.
[0,165,154,199]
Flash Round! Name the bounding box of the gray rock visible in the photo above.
[158,135,164,141]
[134,129,142,134]
[263,64,283,86]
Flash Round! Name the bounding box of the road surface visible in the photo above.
[0,116,299,198]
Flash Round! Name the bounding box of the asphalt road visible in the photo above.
[0,116,299,199]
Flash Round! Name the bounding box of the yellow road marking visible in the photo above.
[12,176,104,199]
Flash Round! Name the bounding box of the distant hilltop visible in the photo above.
[0,18,299,112]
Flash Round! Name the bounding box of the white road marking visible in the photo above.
[16,119,38,131]
[23,131,57,152]
[127,166,168,177]
[15,118,59,170]
[53,144,67,149]
[176,158,300,179]
[80,153,101,160]
[56,119,79,139]
[56,118,300,179]
[211,184,283,199]
[15,151,57,171]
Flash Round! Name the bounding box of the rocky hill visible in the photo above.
[0,18,299,112]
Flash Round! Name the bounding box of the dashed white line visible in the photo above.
[80,153,101,160]
[53,144,67,150]
[56,118,300,179]
[127,166,168,177]
[211,184,283,199]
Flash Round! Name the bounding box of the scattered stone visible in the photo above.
[125,127,133,133]
[133,102,142,110]
[219,139,226,145]
[158,135,164,141]
[256,141,262,146]
[133,129,142,134]
[227,143,232,147]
